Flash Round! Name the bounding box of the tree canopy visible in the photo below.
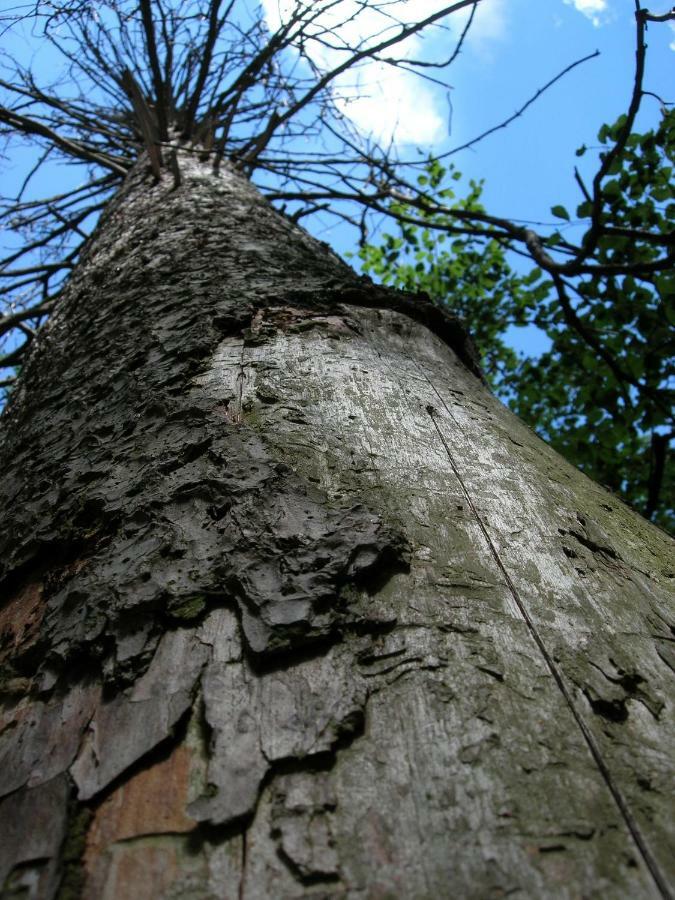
[0,0,485,380]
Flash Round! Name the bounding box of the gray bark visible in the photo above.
[0,156,673,900]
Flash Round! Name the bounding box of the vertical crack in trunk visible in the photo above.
[421,374,671,900]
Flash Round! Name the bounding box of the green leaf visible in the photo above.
[551,205,570,221]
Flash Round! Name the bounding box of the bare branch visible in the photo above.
[0,106,129,175]
[139,0,169,141]
[122,67,162,178]
[442,50,600,159]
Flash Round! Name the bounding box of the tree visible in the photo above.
[0,3,673,899]
[357,110,675,531]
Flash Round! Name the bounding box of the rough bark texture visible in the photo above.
[0,157,673,899]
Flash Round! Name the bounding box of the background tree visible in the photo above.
[358,109,675,531]
[0,2,673,899]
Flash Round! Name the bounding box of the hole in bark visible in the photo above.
[212,312,249,335]
[348,541,410,596]
[585,693,629,723]
[206,502,231,521]
[275,846,342,887]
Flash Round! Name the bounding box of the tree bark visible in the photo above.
[0,156,673,900]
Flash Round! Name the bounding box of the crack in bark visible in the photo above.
[421,397,672,900]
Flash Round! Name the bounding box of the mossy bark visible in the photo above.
[0,157,673,899]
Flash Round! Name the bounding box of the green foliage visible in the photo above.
[357,164,551,389]
[357,111,675,532]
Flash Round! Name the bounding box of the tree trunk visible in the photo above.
[0,156,673,900]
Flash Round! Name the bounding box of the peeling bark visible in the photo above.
[0,158,673,899]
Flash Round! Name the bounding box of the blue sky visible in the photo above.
[425,0,673,229]
[2,0,673,359]
[293,0,674,353]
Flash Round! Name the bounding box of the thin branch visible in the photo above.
[182,0,232,138]
[567,5,652,272]
[443,50,600,158]
[122,67,162,178]
[0,107,128,176]
[0,300,55,337]
[139,0,169,141]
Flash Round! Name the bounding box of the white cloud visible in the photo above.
[260,0,507,146]
[670,22,675,52]
[469,0,508,46]
[329,59,447,145]
[563,0,612,28]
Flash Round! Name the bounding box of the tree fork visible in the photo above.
[0,157,673,899]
